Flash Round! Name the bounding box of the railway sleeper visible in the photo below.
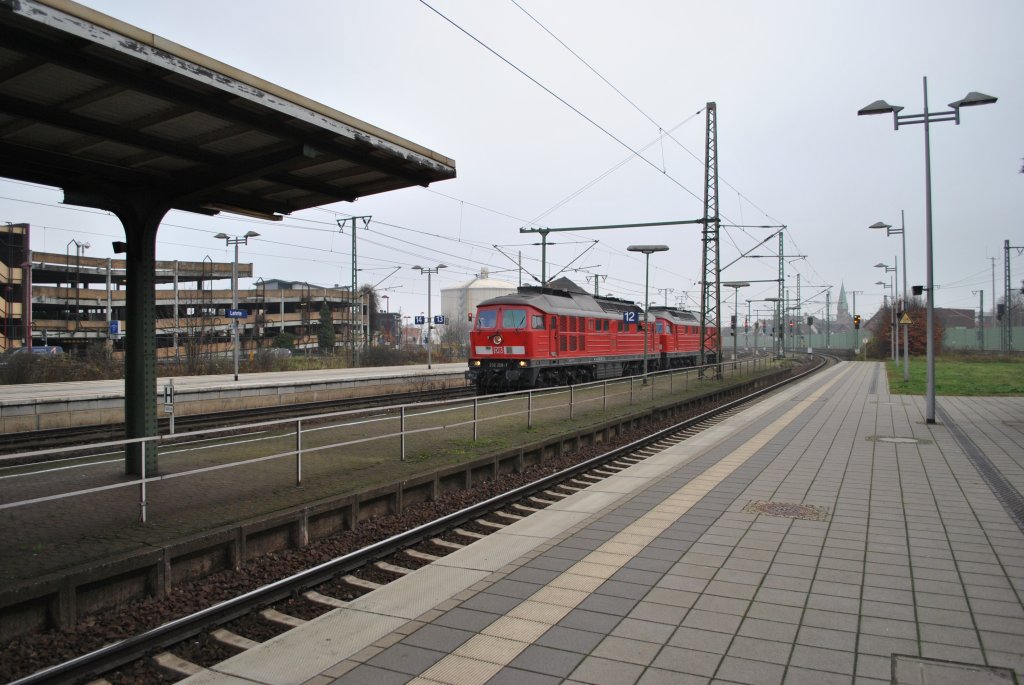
[343,574,383,591]
[492,510,526,522]
[431,537,465,550]
[475,518,507,530]
[512,503,541,514]
[152,651,205,677]
[304,590,349,609]
[260,608,307,628]
[454,527,487,539]
[211,627,261,651]
[375,560,415,576]
[405,548,443,562]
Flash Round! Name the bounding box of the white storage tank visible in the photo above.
[441,267,517,328]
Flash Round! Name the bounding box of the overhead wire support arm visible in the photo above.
[520,219,707,288]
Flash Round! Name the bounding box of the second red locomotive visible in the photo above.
[466,280,717,393]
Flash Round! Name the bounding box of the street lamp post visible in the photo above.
[412,264,446,369]
[627,245,669,384]
[722,282,750,361]
[871,214,910,382]
[859,78,996,424]
[875,263,898,364]
[214,231,259,381]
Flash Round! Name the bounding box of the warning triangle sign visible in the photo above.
[899,312,913,325]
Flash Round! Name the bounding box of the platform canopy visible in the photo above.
[0,0,456,217]
[0,0,456,473]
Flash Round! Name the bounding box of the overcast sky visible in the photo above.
[3,0,1021,325]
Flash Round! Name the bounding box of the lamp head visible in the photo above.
[858,100,904,116]
[868,221,890,230]
[948,91,997,109]
[244,231,260,239]
[874,263,889,269]
[627,244,670,254]
[214,233,229,240]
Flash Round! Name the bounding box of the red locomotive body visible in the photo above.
[651,306,717,368]
[466,283,715,393]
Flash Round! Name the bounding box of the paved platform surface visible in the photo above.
[178,361,1024,685]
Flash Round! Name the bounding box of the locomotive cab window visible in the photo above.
[656,321,664,334]
[501,309,528,329]
[532,314,545,329]
[476,310,497,329]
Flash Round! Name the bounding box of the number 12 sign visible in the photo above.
[622,311,639,324]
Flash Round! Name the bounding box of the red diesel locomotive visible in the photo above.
[466,282,717,393]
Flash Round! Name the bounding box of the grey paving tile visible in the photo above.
[331,664,414,685]
[488,579,545,599]
[795,624,856,651]
[433,607,501,632]
[402,624,474,652]
[726,635,791,665]
[667,626,733,656]
[804,593,859,614]
[789,643,854,675]
[592,635,661,666]
[506,567,563,585]
[810,579,860,599]
[577,593,639,616]
[650,645,722,678]
[558,608,623,634]
[737,617,798,642]
[723,556,772,573]
[486,667,563,685]
[508,644,586,678]
[704,579,758,600]
[568,655,645,684]
[857,632,919,657]
[916,606,974,628]
[609,617,676,644]
[800,608,859,633]
[644,587,699,608]
[979,630,1024,653]
[919,642,986,664]
[861,586,913,605]
[856,653,895,681]
[970,598,1024,619]
[536,625,605,654]
[782,665,852,684]
[625,557,675,574]
[460,592,525,615]
[636,667,710,684]
[625,595,690,624]
[681,609,742,634]
[760,574,811,593]
[365,643,446,675]
[656,574,710,593]
[860,599,916,621]
[611,567,664,587]
[714,655,786,685]
[693,594,750,616]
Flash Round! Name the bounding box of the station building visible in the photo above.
[0,222,366,359]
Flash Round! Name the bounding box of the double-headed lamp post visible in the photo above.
[875,263,898,364]
[870,215,910,382]
[722,282,750,362]
[412,264,446,369]
[214,231,259,381]
[627,245,669,384]
[859,77,996,424]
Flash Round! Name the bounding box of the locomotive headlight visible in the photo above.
[518,360,527,367]
[492,334,503,346]
[472,360,481,366]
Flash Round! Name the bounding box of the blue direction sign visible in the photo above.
[414,315,426,325]
[227,308,248,318]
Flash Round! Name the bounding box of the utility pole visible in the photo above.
[337,216,372,366]
[850,290,864,354]
[825,289,831,350]
[587,274,607,297]
[699,102,721,373]
[657,287,674,306]
[973,290,984,351]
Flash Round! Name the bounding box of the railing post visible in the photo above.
[296,418,302,485]
[400,406,407,461]
[528,391,533,429]
[570,385,574,420]
[139,441,147,524]
[603,380,607,411]
[473,397,479,441]
[630,377,634,404]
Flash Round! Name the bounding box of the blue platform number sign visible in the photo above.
[109,320,120,336]
[414,315,426,325]
[227,308,248,318]
[433,315,446,325]
[622,311,639,324]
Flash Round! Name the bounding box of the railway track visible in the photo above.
[4,355,834,685]
[0,385,475,457]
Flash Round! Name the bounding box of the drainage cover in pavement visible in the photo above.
[868,435,930,444]
[891,654,1017,684]
[742,501,829,521]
